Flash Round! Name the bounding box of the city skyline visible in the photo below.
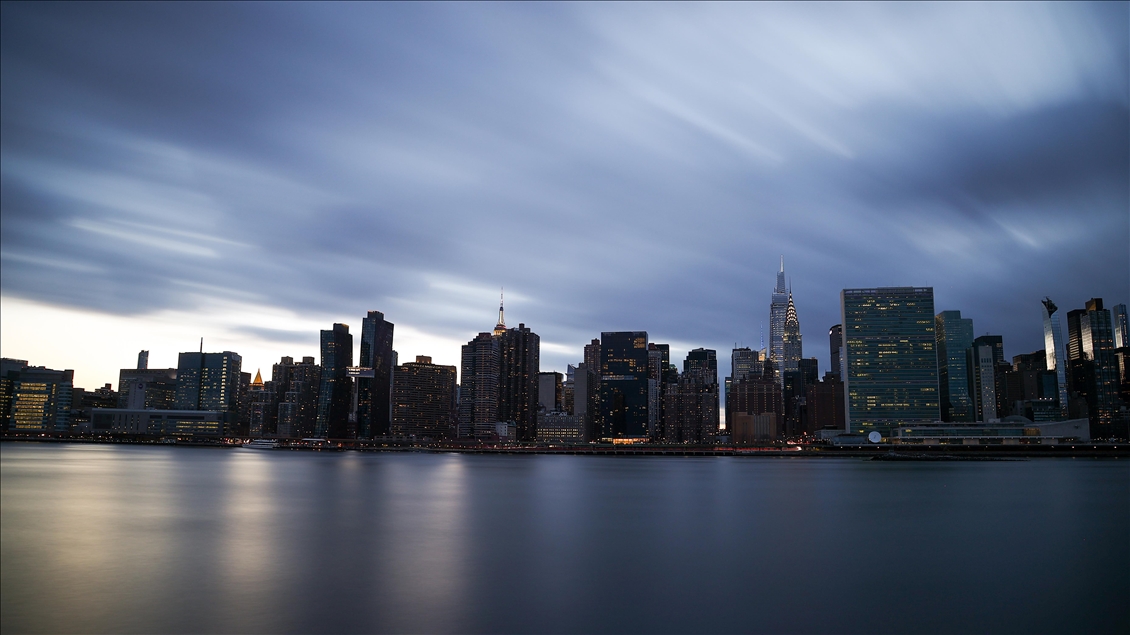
[2,3,1128,390]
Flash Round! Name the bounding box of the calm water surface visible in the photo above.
[1,443,1127,634]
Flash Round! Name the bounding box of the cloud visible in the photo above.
[1,2,1126,387]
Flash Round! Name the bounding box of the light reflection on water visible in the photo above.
[1,444,1127,634]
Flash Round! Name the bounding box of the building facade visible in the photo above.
[599,331,649,440]
[174,351,242,435]
[935,310,975,422]
[392,356,457,440]
[841,287,939,437]
[357,311,395,438]
[316,323,353,439]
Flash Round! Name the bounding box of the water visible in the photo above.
[1,443,1127,634]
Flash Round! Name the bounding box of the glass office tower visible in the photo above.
[935,310,974,422]
[841,287,939,437]
[599,331,649,440]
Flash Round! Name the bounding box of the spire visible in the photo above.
[252,369,263,386]
[780,255,784,273]
[493,288,507,336]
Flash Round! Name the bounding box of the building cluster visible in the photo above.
[3,266,1128,444]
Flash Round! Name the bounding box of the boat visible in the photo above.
[243,439,278,450]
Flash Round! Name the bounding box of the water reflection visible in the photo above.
[2,445,1127,634]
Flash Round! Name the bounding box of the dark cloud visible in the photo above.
[2,2,1127,376]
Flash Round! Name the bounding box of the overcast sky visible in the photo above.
[2,2,1128,389]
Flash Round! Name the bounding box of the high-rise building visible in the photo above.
[10,366,73,432]
[573,362,598,442]
[277,356,320,438]
[967,336,999,422]
[728,374,783,444]
[1041,298,1070,418]
[392,356,457,440]
[769,257,788,383]
[1,358,29,430]
[935,310,975,422]
[782,291,802,376]
[316,323,353,439]
[173,351,242,435]
[599,331,649,440]
[841,287,939,437]
[357,311,395,439]
[1113,303,1128,349]
[137,350,149,370]
[726,347,760,431]
[648,343,671,440]
[669,348,719,444]
[538,371,563,412]
[828,325,843,381]
[1066,298,1122,438]
[497,323,539,442]
[459,332,499,438]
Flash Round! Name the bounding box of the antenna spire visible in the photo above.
[199,337,203,353]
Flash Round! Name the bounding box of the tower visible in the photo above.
[769,257,788,384]
[935,310,975,422]
[1041,298,1070,418]
[316,323,353,439]
[358,311,395,438]
[782,289,802,375]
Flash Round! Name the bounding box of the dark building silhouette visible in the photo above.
[174,351,242,435]
[828,324,843,381]
[805,378,845,432]
[357,311,395,438]
[1066,299,1123,439]
[117,367,177,410]
[668,348,719,444]
[729,375,783,444]
[392,356,457,440]
[277,356,320,438]
[599,331,649,440]
[935,310,974,422]
[459,332,499,438]
[316,323,353,439]
[497,323,539,442]
[967,335,1002,422]
[0,358,29,430]
[538,371,563,412]
[649,343,673,440]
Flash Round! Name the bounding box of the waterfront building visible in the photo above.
[497,323,539,442]
[391,356,457,440]
[459,332,499,438]
[599,331,649,440]
[277,356,320,438]
[563,365,575,415]
[117,367,177,410]
[316,323,353,439]
[91,408,225,436]
[935,310,975,422]
[669,348,719,444]
[357,311,395,438]
[573,362,598,441]
[726,347,760,431]
[536,410,584,443]
[0,358,28,430]
[174,351,242,435]
[967,336,999,422]
[841,287,939,437]
[10,366,74,432]
[828,324,843,381]
[1041,298,1071,418]
[648,343,671,440]
[769,257,788,382]
[805,378,845,432]
[1066,298,1122,438]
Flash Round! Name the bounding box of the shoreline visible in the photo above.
[3,435,1127,458]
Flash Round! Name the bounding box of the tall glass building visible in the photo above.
[358,311,395,438]
[841,287,939,437]
[1041,298,1070,418]
[316,323,353,439]
[599,331,649,440]
[769,258,788,383]
[174,351,242,435]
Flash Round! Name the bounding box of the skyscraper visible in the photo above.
[1066,298,1121,438]
[316,323,353,439]
[671,348,719,444]
[459,332,499,438]
[357,311,395,438]
[1114,303,1129,349]
[392,356,458,440]
[648,343,671,440]
[935,310,975,422]
[599,331,649,440]
[1042,298,1070,418]
[497,323,539,442]
[173,350,242,435]
[841,287,939,437]
[967,336,999,422]
[769,257,788,383]
[277,356,320,438]
[828,324,843,381]
[782,291,803,376]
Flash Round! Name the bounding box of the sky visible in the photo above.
[1,2,1128,390]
